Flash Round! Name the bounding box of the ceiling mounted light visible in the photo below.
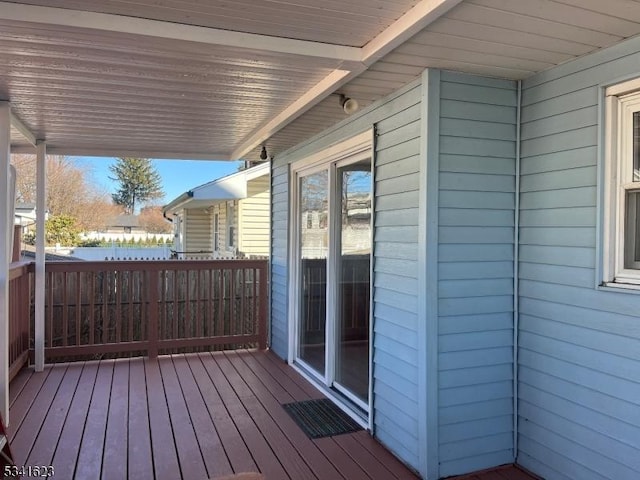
[260,145,268,160]
[339,94,359,115]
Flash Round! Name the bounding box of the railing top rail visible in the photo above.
[9,261,32,280]
[42,258,268,273]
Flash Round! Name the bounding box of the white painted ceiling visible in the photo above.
[3,0,640,161]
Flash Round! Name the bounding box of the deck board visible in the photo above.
[102,359,130,480]
[144,358,182,480]
[158,356,209,479]
[9,363,68,463]
[228,351,344,480]
[172,355,232,478]
[51,362,99,479]
[128,358,154,480]
[25,363,82,469]
[200,353,290,479]
[184,354,257,474]
[8,350,425,480]
[75,361,113,480]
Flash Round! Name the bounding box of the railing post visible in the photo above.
[148,269,159,359]
[258,263,268,350]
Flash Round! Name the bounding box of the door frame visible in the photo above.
[287,130,374,428]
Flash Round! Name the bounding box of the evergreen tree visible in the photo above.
[109,157,164,214]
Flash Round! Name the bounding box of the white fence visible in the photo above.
[70,246,173,261]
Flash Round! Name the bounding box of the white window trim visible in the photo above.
[213,212,219,251]
[603,80,640,288]
[226,201,236,249]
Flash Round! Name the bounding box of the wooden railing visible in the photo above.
[8,262,31,380]
[41,259,268,361]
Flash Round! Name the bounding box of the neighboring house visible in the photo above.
[103,214,145,236]
[13,202,36,228]
[84,214,172,243]
[163,163,269,258]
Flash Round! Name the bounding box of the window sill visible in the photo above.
[599,281,640,294]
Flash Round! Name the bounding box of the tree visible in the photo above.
[45,215,81,246]
[11,154,120,231]
[109,157,164,214]
[138,205,172,234]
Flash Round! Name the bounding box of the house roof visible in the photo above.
[4,1,640,161]
[14,202,36,226]
[163,162,269,214]
[109,214,139,228]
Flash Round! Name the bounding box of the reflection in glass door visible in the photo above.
[294,152,372,412]
[298,170,329,375]
[334,160,372,404]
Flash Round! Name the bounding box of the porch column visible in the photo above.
[0,102,10,424]
[34,141,46,372]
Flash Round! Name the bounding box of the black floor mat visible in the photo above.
[282,398,363,439]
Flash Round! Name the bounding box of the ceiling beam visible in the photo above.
[361,0,465,66]
[231,0,461,159]
[9,110,36,146]
[0,2,361,63]
[10,145,231,161]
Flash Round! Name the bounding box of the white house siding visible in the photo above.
[184,208,212,253]
[270,80,423,471]
[238,174,270,257]
[436,71,517,477]
[519,36,640,480]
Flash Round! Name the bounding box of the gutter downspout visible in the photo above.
[513,80,522,463]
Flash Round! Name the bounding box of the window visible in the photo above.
[213,213,219,251]
[604,79,640,285]
[226,202,236,248]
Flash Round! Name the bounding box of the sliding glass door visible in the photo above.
[298,170,329,376]
[294,153,372,411]
[334,161,371,404]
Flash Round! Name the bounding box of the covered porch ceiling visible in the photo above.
[4,0,640,162]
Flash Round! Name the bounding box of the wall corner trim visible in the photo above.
[419,68,440,479]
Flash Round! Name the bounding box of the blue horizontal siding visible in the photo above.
[436,71,516,477]
[519,34,640,479]
[270,81,423,472]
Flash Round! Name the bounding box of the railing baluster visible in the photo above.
[148,269,159,359]
[62,272,68,347]
[128,269,133,342]
[196,268,202,339]
[230,267,236,337]
[173,268,178,344]
[239,268,245,338]
[76,272,81,347]
[252,268,257,343]
[258,263,268,350]
[185,267,191,341]
[89,272,95,346]
[116,269,122,344]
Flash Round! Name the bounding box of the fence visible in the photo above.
[8,262,31,380]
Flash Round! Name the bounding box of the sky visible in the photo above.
[74,156,245,206]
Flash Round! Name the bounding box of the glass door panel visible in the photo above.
[335,160,372,403]
[298,170,329,375]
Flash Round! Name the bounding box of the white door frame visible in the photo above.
[287,130,374,425]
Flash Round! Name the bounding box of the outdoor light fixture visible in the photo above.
[339,94,359,114]
[260,145,268,160]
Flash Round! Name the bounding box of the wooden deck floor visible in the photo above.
[7,350,420,480]
[447,464,540,480]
